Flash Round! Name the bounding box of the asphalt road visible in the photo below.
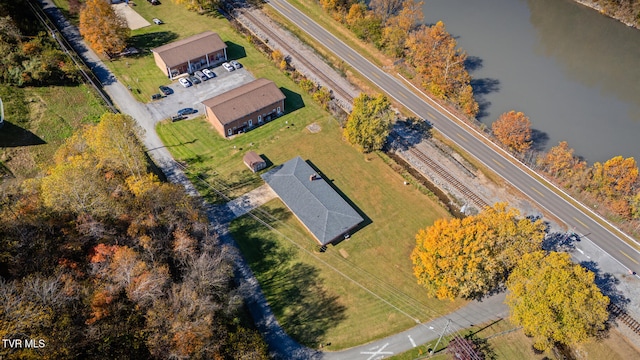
[267,0,640,275]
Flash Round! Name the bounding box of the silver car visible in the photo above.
[222,62,235,72]
[195,70,208,81]
[230,60,242,69]
[178,77,192,88]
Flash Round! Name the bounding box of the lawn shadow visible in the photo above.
[304,160,372,243]
[580,260,629,307]
[128,31,179,50]
[232,217,347,347]
[225,41,247,60]
[0,121,46,147]
[281,87,305,114]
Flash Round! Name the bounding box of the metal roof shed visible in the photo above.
[261,157,364,245]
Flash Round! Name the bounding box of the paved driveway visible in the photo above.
[146,66,255,122]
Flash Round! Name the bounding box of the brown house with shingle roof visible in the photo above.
[152,31,227,79]
[203,78,286,137]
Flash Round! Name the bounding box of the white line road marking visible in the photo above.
[361,343,393,360]
[576,248,584,254]
[408,335,417,348]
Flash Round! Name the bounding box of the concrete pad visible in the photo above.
[225,184,277,219]
[112,3,150,30]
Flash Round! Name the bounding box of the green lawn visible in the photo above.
[0,84,106,180]
[157,49,459,347]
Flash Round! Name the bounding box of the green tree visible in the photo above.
[492,110,532,154]
[506,251,609,351]
[79,0,129,56]
[344,93,393,153]
[411,203,546,300]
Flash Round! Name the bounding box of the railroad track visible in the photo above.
[391,133,490,210]
[237,8,355,105]
[610,304,640,337]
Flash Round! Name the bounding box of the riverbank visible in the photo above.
[573,0,640,30]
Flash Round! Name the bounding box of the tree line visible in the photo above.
[588,0,640,27]
[489,109,639,233]
[0,113,268,359]
[316,0,478,117]
[0,14,79,86]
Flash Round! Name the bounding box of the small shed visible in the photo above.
[244,151,266,173]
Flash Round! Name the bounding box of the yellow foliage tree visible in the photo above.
[85,113,146,179]
[590,156,638,198]
[411,203,545,300]
[79,0,130,56]
[492,110,532,154]
[506,251,609,350]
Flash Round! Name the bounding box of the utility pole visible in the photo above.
[430,319,451,355]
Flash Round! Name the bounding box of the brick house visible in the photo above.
[202,78,286,137]
[151,31,227,79]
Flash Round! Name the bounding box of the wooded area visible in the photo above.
[0,114,268,359]
[79,0,129,57]
[314,0,479,117]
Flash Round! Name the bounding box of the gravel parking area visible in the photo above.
[145,66,255,122]
[112,3,150,30]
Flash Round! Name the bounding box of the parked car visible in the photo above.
[151,93,162,100]
[194,70,207,81]
[153,18,163,25]
[159,85,172,95]
[177,108,197,116]
[148,0,159,5]
[202,68,215,79]
[178,78,192,88]
[189,75,201,84]
[230,60,242,69]
[222,62,235,72]
[171,115,185,122]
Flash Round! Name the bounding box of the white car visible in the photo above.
[222,62,235,72]
[152,18,163,25]
[178,77,192,88]
[202,68,215,79]
[230,60,242,69]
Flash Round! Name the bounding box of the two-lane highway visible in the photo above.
[267,0,640,273]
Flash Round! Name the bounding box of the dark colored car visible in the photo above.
[189,75,201,84]
[177,108,197,116]
[159,85,172,95]
[148,0,159,5]
[151,93,162,100]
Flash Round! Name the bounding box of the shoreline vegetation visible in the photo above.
[573,0,640,29]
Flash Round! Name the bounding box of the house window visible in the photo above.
[277,106,281,113]
[248,119,253,127]
[257,115,262,123]
[227,129,232,136]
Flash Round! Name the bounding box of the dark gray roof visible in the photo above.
[262,157,363,245]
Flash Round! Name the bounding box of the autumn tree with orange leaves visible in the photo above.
[79,0,129,56]
[411,203,545,300]
[405,21,478,117]
[492,110,532,154]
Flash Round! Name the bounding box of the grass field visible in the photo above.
[0,84,106,180]
[156,37,460,347]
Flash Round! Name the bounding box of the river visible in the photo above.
[422,0,640,163]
